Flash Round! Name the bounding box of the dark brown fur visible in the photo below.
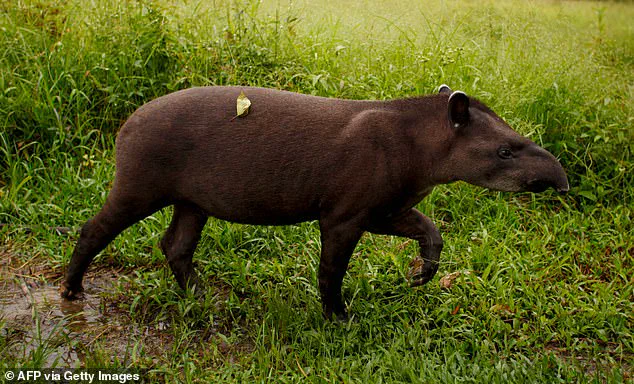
[62,86,568,320]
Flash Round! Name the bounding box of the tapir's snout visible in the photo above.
[524,147,569,194]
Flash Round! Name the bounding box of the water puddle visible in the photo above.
[0,260,171,367]
[0,245,250,369]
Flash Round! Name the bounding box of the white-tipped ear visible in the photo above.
[438,84,452,95]
[448,91,470,128]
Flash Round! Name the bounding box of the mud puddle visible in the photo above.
[0,258,172,367]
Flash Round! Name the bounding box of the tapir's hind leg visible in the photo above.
[318,217,364,321]
[61,188,165,299]
[160,203,208,292]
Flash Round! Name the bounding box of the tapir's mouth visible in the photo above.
[525,180,551,193]
[525,179,569,194]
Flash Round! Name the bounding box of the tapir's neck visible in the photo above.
[382,95,456,190]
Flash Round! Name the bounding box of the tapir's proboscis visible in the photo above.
[62,85,569,320]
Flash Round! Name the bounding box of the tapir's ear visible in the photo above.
[438,84,452,95]
[448,91,470,128]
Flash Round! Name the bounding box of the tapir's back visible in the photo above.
[114,86,378,224]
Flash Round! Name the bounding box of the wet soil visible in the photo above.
[0,253,172,367]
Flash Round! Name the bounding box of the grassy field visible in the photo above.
[1,0,633,382]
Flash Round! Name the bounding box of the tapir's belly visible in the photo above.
[195,192,321,226]
[175,162,323,225]
[199,201,319,226]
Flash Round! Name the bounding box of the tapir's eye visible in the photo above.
[497,147,513,159]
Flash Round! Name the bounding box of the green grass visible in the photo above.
[1,0,633,382]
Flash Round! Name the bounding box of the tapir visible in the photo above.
[61,85,569,320]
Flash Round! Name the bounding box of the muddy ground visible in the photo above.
[0,248,173,367]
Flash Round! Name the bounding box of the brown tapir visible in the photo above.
[61,85,569,320]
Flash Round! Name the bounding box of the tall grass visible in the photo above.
[1,0,632,382]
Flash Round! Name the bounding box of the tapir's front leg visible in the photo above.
[367,208,443,287]
[318,218,364,321]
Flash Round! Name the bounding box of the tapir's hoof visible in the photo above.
[60,283,84,300]
[183,275,206,299]
[190,284,206,300]
[323,303,348,322]
[407,256,439,287]
[323,310,348,323]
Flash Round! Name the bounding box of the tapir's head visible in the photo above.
[437,85,569,193]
